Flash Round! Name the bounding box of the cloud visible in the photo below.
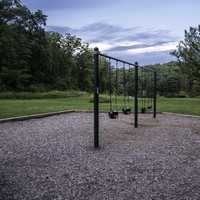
[107,41,175,52]
[47,22,179,64]
[126,42,178,55]
[47,22,178,49]
[47,23,137,44]
[22,0,114,10]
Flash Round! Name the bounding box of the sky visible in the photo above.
[22,0,200,65]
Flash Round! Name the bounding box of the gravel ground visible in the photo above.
[0,113,200,200]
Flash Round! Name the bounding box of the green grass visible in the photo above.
[0,95,200,119]
[0,96,92,119]
[157,97,200,116]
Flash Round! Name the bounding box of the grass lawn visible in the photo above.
[0,95,200,119]
[0,96,92,119]
[157,97,200,116]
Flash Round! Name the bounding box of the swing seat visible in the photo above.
[141,107,146,113]
[147,106,152,109]
[108,111,118,119]
[122,107,131,114]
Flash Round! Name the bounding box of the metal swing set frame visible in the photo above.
[93,47,157,148]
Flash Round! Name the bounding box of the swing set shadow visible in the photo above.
[93,47,157,148]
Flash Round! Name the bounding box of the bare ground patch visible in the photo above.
[0,113,200,200]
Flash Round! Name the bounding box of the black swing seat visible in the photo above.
[147,106,152,109]
[141,107,146,113]
[108,110,118,119]
[122,107,131,114]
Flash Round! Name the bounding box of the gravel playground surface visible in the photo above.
[0,112,200,200]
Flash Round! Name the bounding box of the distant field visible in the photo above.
[0,95,200,119]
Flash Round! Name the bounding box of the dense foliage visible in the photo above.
[172,26,200,96]
[147,62,185,97]
[0,0,94,92]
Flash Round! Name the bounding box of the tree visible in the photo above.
[76,44,93,91]
[0,0,47,91]
[172,26,200,96]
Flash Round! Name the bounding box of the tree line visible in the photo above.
[0,0,200,97]
[0,0,94,92]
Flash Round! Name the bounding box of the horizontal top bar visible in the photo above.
[94,48,156,73]
[98,52,137,67]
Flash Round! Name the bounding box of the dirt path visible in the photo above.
[0,113,200,200]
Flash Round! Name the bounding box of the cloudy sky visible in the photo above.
[22,0,200,64]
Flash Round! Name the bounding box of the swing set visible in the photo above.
[93,47,157,148]
[108,60,132,119]
[139,67,154,113]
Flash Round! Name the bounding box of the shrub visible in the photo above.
[90,95,110,103]
[177,91,187,98]
[0,91,87,99]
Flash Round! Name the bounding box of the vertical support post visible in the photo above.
[108,59,112,112]
[153,71,157,119]
[134,62,139,128]
[123,64,126,108]
[94,47,99,148]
